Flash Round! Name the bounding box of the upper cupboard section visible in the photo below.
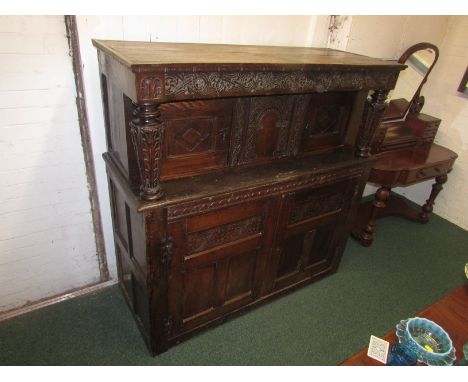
[103,88,363,183]
[157,92,359,180]
[95,40,404,197]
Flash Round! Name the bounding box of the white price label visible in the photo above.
[367,335,390,364]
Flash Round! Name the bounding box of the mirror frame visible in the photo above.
[383,42,439,122]
[457,67,468,94]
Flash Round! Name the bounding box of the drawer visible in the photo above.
[404,164,449,183]
[287,180,349,226]
[421,127,439,139]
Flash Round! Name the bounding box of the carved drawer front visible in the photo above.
[266,178,356,292]
[298,92,354,154]
[160,99,233,180]
[166,199,274,337]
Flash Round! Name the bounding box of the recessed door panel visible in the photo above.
[224,250,257,303]
[160,99,233,179]
[182,264,216,322]
[299,92,355,153]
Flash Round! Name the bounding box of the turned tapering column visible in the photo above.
[356,89,389,158]
[358,186,391,246]
[130,102,164,201]
[418,174,447,223]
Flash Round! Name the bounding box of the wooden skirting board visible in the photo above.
[0,280,117,323]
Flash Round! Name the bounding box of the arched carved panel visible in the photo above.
[239,95,294,164]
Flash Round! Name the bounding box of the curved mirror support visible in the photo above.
[384,43,439,122]
[457,67,468,94]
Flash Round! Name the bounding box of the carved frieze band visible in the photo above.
[134,70,400,102]
[186,216,263,254]
[167,166,364,220]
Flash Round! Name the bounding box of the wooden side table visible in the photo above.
[352,143,457,246]
[341,284,468,366]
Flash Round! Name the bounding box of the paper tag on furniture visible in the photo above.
[367,335,390,364]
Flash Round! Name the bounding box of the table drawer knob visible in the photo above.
[416,170,427,178]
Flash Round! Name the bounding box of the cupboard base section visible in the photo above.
[106,156,371,356]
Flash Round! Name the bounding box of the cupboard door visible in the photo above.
[236,95,296,165]
[266,178,357,292]
[160,99,233,180]
[167,199,275,337]
[298,92,355,154]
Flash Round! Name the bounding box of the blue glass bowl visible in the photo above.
[395,317,456,366]
[387,343,418,366]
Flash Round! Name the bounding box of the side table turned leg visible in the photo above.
[358,186,391,246]
[418,174,448,223]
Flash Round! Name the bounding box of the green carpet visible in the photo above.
[0,211,467,365]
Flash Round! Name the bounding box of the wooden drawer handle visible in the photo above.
[416,170,427,178]
[416,167,442,179]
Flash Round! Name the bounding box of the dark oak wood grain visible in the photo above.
[92,40,406,70]
[95,40,401,355]
[95,41,403,200]
[341,285,468,366]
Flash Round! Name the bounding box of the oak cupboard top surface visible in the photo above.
[92,39,405,72]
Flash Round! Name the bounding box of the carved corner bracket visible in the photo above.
[136,74,165,103]
[130,102,165,201]
[356,89,389,158]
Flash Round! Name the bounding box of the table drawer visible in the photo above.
[404,163,450,183]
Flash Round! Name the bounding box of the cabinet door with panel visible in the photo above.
[265,178,358,292]
[299,92,355,154]
[160,99,234,180]
[166,198,277,338]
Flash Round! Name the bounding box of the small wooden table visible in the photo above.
[341,284,468,365]
[352,143,458,246]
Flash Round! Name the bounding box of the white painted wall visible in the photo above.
[76,15,331,278]
[331,16,468,230]
[331,16,449,60]
[397,16,468,230]
[0,16,100,312]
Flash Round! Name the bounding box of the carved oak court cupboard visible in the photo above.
[93,40,404,355]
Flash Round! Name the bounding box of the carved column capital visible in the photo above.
[130,102,164,201]
[356,89,389,158]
